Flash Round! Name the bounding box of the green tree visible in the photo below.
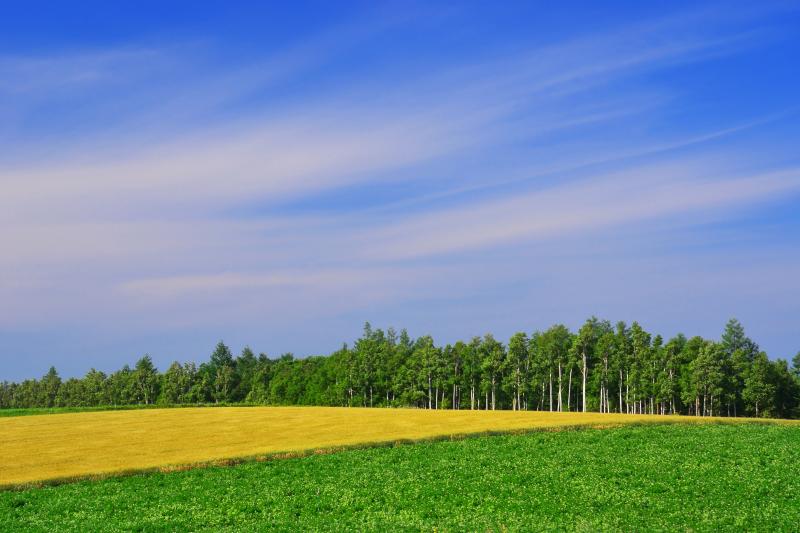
[214,365,236,404]
[540,325,572,412]
[611,322,632,414]
[355,323,384,407]
[505,332,528,411]
[480,334,505,410]
[5,317,798,419]
[721,318,758,361]
[109,365,135,405]
[234,347,258,402]
[84,369,110,405]
[210,341,234,368]
[594,332,615,413]
[743,352,775,417]
[690,342,724,416]
[527,332,548,411]
[448,341,466,409]
[56,378,85,407]
[133,355,159,405]
[160,361,196,404]
[770,359,800,418]
[245,353,273,404]
[628,322,651,415]
[463,337,482,410]
[39,366,61,408]
[208,342,237,403]
[573,318,609,412]
[660,335,685,415]
[414,336,440,409]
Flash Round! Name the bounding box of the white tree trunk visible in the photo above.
[582,352,587,413]
[567,366,573,412]
[557,363,563,412]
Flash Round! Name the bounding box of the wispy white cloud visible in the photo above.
[360,165,800,259]
[0,48,170,94]
[1,3,798,363]
[0,8,762,227]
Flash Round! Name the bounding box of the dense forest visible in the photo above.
[2,318,799,418]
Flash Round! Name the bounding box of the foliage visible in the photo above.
[2,318,799,419]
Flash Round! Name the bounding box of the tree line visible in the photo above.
[2,318,799,418]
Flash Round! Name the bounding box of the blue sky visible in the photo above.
[2,1,800,380]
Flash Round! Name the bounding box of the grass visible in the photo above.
[0,403,261,418]
[0,405,181,418]
[2,423,799,531]
[3,406,785,488]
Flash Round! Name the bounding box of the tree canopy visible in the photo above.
[2,318,798,419]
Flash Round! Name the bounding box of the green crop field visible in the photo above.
[3,423,799,532]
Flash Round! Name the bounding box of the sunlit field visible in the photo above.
[2,406,794,488]
[4,424,800,531]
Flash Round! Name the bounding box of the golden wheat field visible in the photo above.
[1,406,792,487]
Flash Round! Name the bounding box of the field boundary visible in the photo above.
[0,403,278,418]
[1,418,784,492]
